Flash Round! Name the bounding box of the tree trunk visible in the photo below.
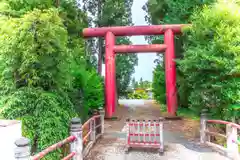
[97,38,103,74]
[115,77,118,107]
[55,0,60,7]
[97,0,103,74]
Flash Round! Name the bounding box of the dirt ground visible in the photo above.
[149,101,200,139]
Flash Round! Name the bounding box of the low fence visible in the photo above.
[125,118,164,155]
[14,108,105,160]
[200,110,240,160]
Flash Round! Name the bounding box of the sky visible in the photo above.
[131,0,157,82]
[102,0,157,82]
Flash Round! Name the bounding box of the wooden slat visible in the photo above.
[95,124,102,129]
[205,131,227,139]
[207,120,240,130]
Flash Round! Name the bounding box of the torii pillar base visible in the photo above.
[163,115,182,120]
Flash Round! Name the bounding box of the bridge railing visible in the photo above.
[14,108,105,160]
[200,110,240,159]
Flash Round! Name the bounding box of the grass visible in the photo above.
[158,103,201,138]
[177,107,200,120]
[159,103,200,120]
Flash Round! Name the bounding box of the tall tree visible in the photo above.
[143,0,215,56]
[139,77,144,88]
[0,1,104,159]
[143,0,215,107]
[97,0,103,74]
[83,0,138,97]
[131,77,136,88]
[179,1,240,120]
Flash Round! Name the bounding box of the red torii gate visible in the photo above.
[83,24,186,118]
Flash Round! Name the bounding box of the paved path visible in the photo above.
[85,100,230,160]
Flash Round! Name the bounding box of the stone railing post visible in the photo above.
[99,107,105,134]
[93,110,100,135]
[159,117,164,155]
[125,118,130,153]
[226,124,239,159]
[90,118,96,142]
[200,109,208,144]
[70,118,83,160]
[14,137,31,160]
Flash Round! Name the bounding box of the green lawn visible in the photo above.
[160,104,200,120]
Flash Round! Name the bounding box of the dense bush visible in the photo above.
[152,63,166,104]
[146,0,215,109]
[0,1,104,159]
[115,38,138,97]
[179,1,240,120]
[84,0,138,98]
[82,69,104,120]
[152,62,190,107]
[0,9,76,159]
[149,1,240,121]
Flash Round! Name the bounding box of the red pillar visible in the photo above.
[105,32,115,118]
[112,51,116,113]
[164,29,178,116]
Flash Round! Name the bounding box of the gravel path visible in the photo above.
[85,100,230,160]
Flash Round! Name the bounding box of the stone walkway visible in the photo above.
[85,100,230,160]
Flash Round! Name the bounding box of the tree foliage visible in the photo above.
[179,1,240,120]
[143,0,215,45]
[138,78,152,89]
[83,0,138,97]
[143,0,215,25]
[128,89,149,100]
[131,77,137,89]
[0,0,104,159]
[104,0,137,98]
[0,8,75,159]
[82,69,104,119]
[152,63,166,104]
[131,77,152,89]
[144,0,215,109]
[116,53,138,96]
[149,0,240,121]
[116,38,138,97]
